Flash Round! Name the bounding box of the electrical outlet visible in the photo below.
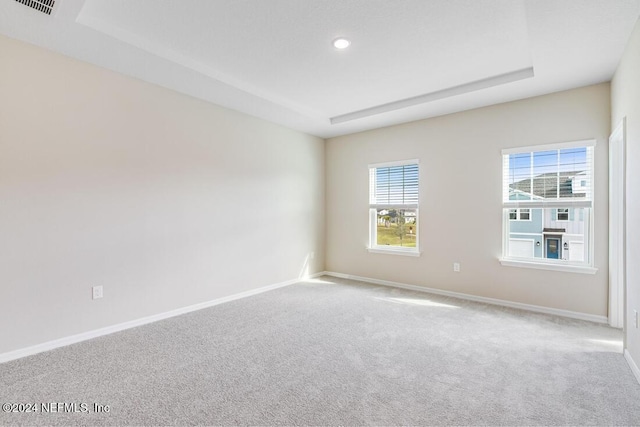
[453,262,460,272]
[635,310,639,328]
[92,286,103,300]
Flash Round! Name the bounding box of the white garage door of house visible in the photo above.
[569,241,585,262]
[509,239,534,258]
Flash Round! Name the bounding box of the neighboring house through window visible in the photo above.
[368,160,419,255]
[501,140,595,271]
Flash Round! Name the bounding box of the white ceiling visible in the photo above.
[1,0,639,138]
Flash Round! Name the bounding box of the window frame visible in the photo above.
[368,160,420,256]
[509,208,531,221]
[499,140,597,274]
[556,208,569,221]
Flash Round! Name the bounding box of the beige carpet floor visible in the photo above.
[1,275,639,425]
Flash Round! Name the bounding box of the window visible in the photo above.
[501,140,595,272]
[556,208,569,221]
[369,160,419,255]
[509,208,530,221]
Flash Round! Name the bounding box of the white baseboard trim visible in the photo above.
[0,273,324,364]
[625,349,640,385]
[323,271,608,324]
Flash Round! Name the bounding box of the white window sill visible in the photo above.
[368,247,421,257]
[499,258,597,274]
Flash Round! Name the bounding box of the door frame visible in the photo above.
[545,236,561,259]
[609,118,626,329]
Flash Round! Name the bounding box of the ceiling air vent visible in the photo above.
[15,0,56,16]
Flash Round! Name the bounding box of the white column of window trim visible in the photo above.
[369,208,377,247]
[501,139,596,155]
[368,159,420,169]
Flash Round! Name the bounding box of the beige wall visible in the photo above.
[0,35,325,354]
[326,83,610,316]
[612,19,640,366]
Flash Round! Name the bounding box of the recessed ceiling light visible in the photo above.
[333,38,350,49]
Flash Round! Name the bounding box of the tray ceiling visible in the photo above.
[1,0,639,138]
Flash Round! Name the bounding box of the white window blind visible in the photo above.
[369,162,419,208]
